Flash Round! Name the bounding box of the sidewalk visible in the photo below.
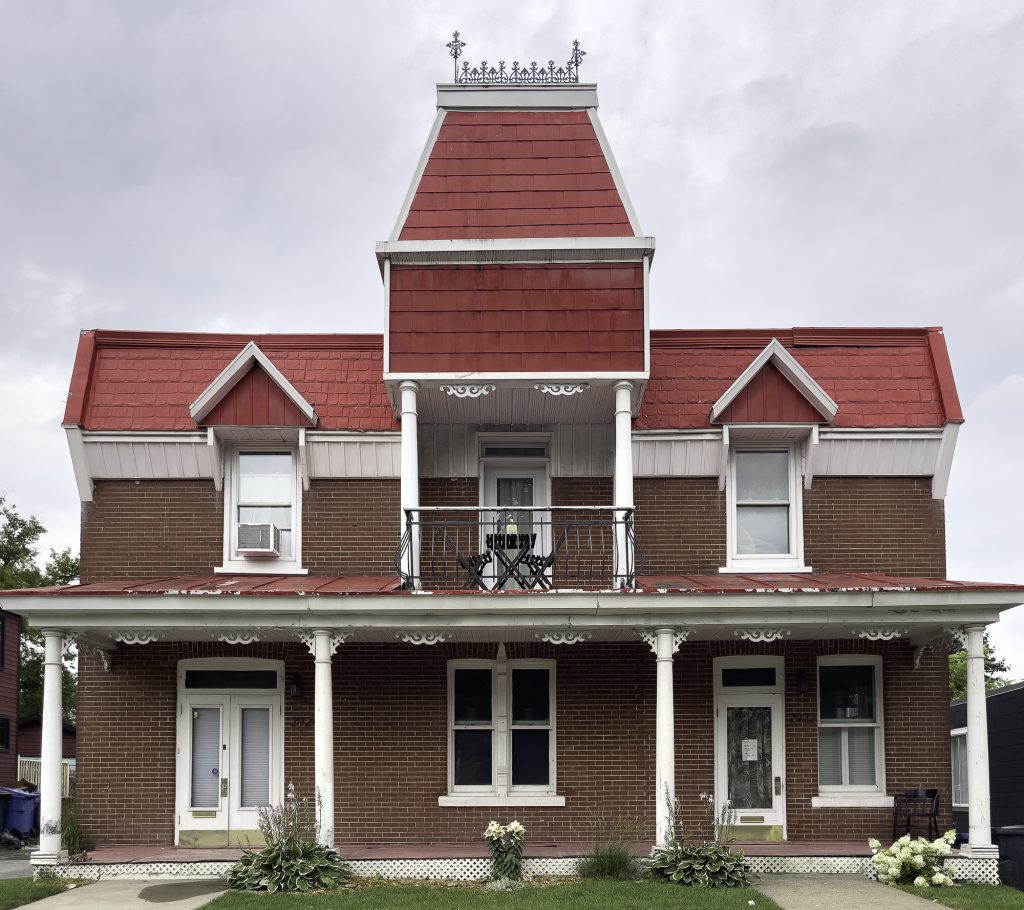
[755,873,946,909]
[26,880,225,910]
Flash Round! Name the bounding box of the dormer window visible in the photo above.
[724,445,809,573]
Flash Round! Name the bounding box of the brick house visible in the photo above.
[3,77,1022,879]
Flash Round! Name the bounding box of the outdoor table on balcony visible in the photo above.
[485,532,552,590]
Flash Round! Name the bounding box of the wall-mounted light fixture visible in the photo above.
[798,669,808,695]
[287,675,303,699]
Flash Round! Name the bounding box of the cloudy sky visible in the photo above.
[2,1,1023,669]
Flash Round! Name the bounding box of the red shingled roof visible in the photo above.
[398,111,634,240]
[637,328,962,430]
[64,331,397,432]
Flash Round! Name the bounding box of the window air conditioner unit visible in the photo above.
[237,523,281,558]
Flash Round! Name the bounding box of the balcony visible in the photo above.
[395,506,642,591]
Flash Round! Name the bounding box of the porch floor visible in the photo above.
[76,840,881,864]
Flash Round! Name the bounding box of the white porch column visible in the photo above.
[964,624,996,857]
[399,380,420,587]
[613,380,635,587]
[654,628,677,845]
[313,630,336,847]
[33,630,67,864]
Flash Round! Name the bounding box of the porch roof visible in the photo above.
[3,571,1021,599]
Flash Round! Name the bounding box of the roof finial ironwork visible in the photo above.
[446,32,586,84]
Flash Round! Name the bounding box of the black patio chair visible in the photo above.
[892,788,940,840]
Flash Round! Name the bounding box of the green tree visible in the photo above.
[0,497,79,722]
[948,633,1012,700]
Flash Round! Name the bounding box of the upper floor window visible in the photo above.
[218,449,304,574]
[724,445,808,572]
[817,656,885,793]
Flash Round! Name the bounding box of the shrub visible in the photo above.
[483,820,525,881]
[227,784,351,893]
[577,843,643,880]
[61,800,91,858]
[647,840,752,887]
[868,830,956,887]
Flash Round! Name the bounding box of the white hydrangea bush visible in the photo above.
[867,830,957,887]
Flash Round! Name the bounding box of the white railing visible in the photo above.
[16,757,74,797]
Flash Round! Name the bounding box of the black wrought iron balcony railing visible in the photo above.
[395,506,643,591]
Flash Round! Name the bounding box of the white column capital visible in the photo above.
[398,379,421,395]
[613,379,635,394]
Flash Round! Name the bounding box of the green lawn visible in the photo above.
[0,878,70,910]
[898,883,1024,909]
[207,880,782,910]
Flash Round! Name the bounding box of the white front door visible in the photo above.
[177,660,283,847]
[480,462,550,589]
[713,658,787,839]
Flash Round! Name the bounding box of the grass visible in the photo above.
[206,880,782,910]
[0,877,71,910]
[898,883,1024,909]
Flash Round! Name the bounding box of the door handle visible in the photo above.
[220,778,229,798]
[774,776,782,796]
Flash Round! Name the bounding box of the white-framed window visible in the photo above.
[216,447,305,574]
[817,656,885,793]
[951,728,968,809]
[441,657,563,807]
[724,444,808,572]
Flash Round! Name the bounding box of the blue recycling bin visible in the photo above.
[0,788,40,837]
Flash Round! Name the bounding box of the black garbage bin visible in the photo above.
[997,825,1024,891]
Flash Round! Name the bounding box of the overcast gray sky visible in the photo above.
[2,1,1022,670]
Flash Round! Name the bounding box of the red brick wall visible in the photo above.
[303,480,400,575]
[634,478,727,575]
[80,481,223,583]
[77,640,950,846]
[803,477,946,577]
[0,613,20,785]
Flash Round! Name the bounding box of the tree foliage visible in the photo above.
[948,633,1012,700]
[0,497,79,722]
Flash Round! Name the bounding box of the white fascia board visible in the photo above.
[384,371,650,383]
[64,427,93,502]
[587,108,643,236]
[376,236,656,266]
[188,341,318,426]
[932,422,960,499]
[818,427,944,440]
[304,431,401,443]
[81,430,209,444]
[710,338,839,422]
[435,83,598,110]
[388,108,446,243]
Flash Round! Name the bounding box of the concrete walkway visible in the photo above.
[27,880,226,910]
[0,848,32,880]
[755,873,944,909]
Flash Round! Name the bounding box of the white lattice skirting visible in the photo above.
[47,853,1001,884]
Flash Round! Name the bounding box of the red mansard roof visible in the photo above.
[64,331,397,432]
[398,111,635,240]
[62,327,961,433]
[639,327,962,430]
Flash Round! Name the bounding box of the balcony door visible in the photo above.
[480,461,550,590]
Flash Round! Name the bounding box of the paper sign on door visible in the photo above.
[741,739,758,762]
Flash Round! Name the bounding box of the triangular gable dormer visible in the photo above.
[189,342,317,427]
[711,338,838,424]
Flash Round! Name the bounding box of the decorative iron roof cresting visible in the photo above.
[447,31,586,84]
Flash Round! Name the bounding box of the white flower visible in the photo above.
[913,875,928,888]
[506,820,524,834]
[748,902,756,906]
[484,821,504,840]
[867,838,881,851]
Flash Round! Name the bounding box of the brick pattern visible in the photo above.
[804,478,946,577]
[80,481,224,583]
[302,480,401,575]
[633,478,727,575]
[76,640,950,846]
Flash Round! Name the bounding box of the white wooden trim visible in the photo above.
[188,342,317,426]
[386,371,650,382]
[710,339,838,423]
[64,427,93,502]
[587,108,642,236]
[437,795,565,807]
[816,655,886,796]
[436,83,598,110]
[382,257,391,374]
[811,795,894,808]
[932,422,960,499]
[377,236,656,265]
[388,109,446,242]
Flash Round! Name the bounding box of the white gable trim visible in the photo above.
[188,341,318,426]
[389,108,446,242]
[587,108,642,236]
[710,338,838,423]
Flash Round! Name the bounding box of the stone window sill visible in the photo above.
[811,794,894,808]
[438,795,566,808]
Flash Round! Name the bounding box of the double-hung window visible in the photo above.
[218,448,304,573]
[817,656,884,792]
[443,658,561,807]
[725,445,807,572]
[951,728,968,809]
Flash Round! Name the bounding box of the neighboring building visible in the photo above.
[2,71,1022,880]
[17,716,77,761]
[0,611,20,786]
[951,681,1024,834]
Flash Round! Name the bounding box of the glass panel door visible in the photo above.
[190,706,223,809]
[726,706,773,810]
[481,463,550,590]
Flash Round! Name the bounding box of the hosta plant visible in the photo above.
[647,840,752,887]
[227,784,351,893]
[867,830,956,887]
[484,820,525,881]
